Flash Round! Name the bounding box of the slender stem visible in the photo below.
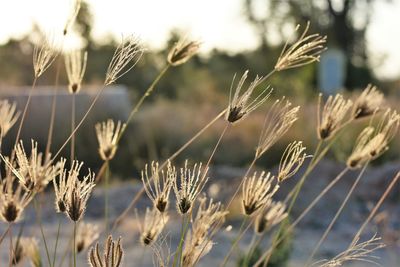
[34,198,52,266]
[242,234,257,267]
[0,224,10,246]
[52,215,62,267]
[45,58,61,156]
[172,215,189,267]
[8,223,13,267]
[349,171,400,248]
[73,221,77,267]
[117,65,170,143]
[304,162,369,266]
[104,160,110,234]
[51,84,107,161]
[220,217,249,267]
[110,109,226,232]
[70,93,76,162]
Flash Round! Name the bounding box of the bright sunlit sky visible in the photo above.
[0,0,400,80]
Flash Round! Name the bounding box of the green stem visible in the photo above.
[242,234,258,267]
[173,215,189,267]
[105,161,110,234]
[73,221,77,267]
[52,215,62,267]
[220,217,249,267]
[117,64,170,143]
[34,198,52,267]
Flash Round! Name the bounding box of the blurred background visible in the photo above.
[1,0,400,266]
[0,0,399,176]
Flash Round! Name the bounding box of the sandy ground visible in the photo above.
[0,159,399,266]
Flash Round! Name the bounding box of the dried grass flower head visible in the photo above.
[182,232,213,267]
[63,0,81,35]
[104,35,144,86]
[139,207,169,246]
[242,171,279,216]
[278,141,307,182]
[317,94,353,140]
[12,140,62,192]
[12,237,41,266]
[65,49,87,94]
[347,109,400,169]
[88,235,124,267]
[95,119,123,161]
[53,158,68,212]
[226,70,272,124]
[173,160,209,215]
[167,38,201,66]
[255,201,287,234]
[275,22,326,71]
[60,160,96,221]
[352,84,384,119]
[255,98,300,159]
[0,173,33,223]
[76,222,100,253]
[0,100,20,138]
[33,34,58,78]
[312,234,385,267]
[142,161,176,212]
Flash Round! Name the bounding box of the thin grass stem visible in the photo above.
[52,215,62,267]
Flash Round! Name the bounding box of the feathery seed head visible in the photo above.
[12,237,41,266]
[275,22,326,71]
[182,232,213,267]
[167,38,201,66]
[352,84,384,119]
[317,94,352,140]
[88,235,124,267]
[226,71,272,124]
[255,201,287,234]
[142,161,176,213]
[347,109,400,169]
[0,174,33,223]
[13,140,62,192]
[76,222,99,253]
[63,0,81,36]
[104,35,144,86]
[173,160,209,215]
[255,98,300,159]
[242,171,279,216]
[139,207,169,246]
[278,141,307,182]
[65,50,87,94]
[312,234,384,267]
[33,35,58,78]
[58,160,95,221]
[0,100,20,138]
[95,119,124,161]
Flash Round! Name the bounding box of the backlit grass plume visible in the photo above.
[76,222,100,253]
[277,141,307,182]
[317,94,352,140]
[88,235,124,267]
[33,35,58,78]
[95,119,124,161]
[173,160,209,215]
[347,109,400,169]
[142,161,176,212]
[139,207,169,246]
[0,174,33,223]
[167,38,201,66]
[312,235,385,267]
[104,35,144,86]
[274,22,326,71]
[254,201,287,234]
[0,100,20,138]
[65,49,88,94]
[352,84,384,119]
[242,171,279,216]
[226,70,272,124]
[255,98,300,159]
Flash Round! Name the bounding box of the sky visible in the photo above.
[0,0,399,80]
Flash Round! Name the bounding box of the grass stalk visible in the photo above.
[52,215,62,267]
[304,162,369,266]
[70,93,76,161]
[34,198,52,266]
[105,160,110,234]
[73,221,77,267]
